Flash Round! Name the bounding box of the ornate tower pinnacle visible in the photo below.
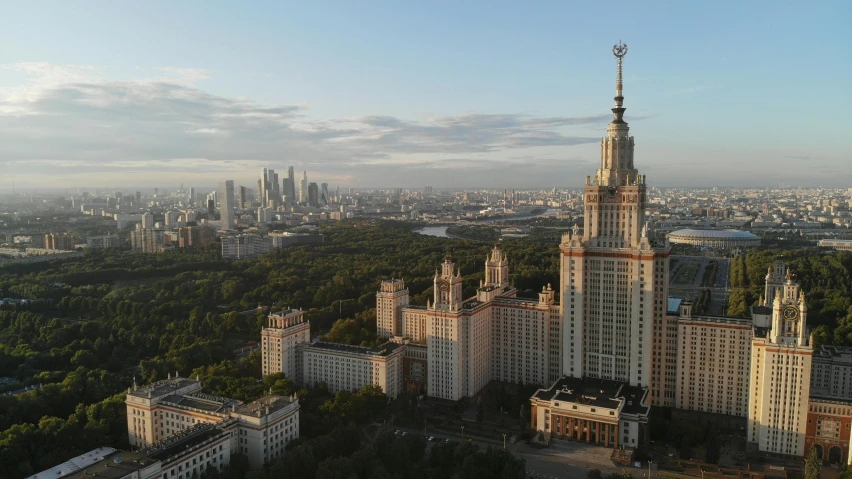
[594,40,636,188]
[612,40,628,124]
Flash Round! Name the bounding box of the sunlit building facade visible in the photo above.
[125,376,300,470]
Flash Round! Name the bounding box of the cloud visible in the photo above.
[0,62,627,188]
[155,67,212,83]
[664,86,711,97]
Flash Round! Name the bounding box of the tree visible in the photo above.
[678,435,692,460]
[704,425,721,464]
[70,350,97,369]
[805,445,821,479]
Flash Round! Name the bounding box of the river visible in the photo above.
[415,226,452,238]
[414,209,560,238]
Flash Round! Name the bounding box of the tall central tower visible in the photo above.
[560,42,670,396]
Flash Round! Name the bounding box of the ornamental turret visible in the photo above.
[433,255,463,311]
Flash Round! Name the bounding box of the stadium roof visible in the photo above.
[668,228,759,240]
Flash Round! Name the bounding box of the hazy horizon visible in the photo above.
[2,2,850,190]
[2,181,850,196]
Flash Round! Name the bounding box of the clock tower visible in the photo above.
[748,264,813,457]
[769,268,808,346]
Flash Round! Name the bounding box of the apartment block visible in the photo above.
[301,341,404,398]
[675,305,752,417]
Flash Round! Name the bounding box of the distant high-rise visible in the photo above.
[164,211,181,231]
[299,171,309,204]
[271,170,280,207]
[257,207,273,223]
[261,168,269,205]
[424,186,433,196]
[237,185,249,209]
[131,227,164,253]
[282,166,296,206]
[219,180,235,230]
[44,233,74,251]
[188,187,195,205]
[307,182,319,206]
[141,212,154,229]
[321,183,329,206]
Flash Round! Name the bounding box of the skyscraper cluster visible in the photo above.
[259,168,280,208]
[251,166,323,208]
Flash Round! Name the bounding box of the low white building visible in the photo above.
[221,234,272,259]
[301,341,405,398]
[819,239,852,251]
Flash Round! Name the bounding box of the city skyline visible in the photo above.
[1,2,850,191]
[3,13,852,476]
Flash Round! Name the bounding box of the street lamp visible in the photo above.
[461,425,465,441]
[503,433,507,450]
[648,460,652,478]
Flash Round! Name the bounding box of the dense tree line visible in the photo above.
[0,220,556,474]
[242,427,525,479]
[0,392,128,477]
[693,289,711,315]
[726,248,852,346]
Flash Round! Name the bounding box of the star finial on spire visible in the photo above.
[611,41,628,123]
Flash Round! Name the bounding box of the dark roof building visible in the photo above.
[530,376,650,450]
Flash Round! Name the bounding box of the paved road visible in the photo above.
[393,426,635,479]
[512,440,631,478]
[669,256,731,315]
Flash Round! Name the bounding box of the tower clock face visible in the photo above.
[783,306,799,321]
[439,281,450,292]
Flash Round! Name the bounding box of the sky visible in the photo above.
[1,1,850,192]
